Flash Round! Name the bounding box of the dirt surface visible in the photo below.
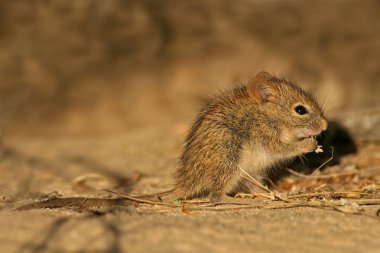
[2,132,380,253]
[1,1,380,253]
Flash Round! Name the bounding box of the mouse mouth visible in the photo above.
[296,129,321,141]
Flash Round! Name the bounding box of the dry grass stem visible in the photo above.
[287,169,357,179]
[186,199,380,213]
[238,167,271,193]
[238,166,291,202]
[287,191,380,199]
[311,146,334,175]
[102,189,181,207]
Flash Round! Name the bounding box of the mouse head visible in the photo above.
[247,71,328,153]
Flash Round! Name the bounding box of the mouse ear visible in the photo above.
[246,72,278,104]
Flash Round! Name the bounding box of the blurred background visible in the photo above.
[0,0,379,139]
[2,3,380,251]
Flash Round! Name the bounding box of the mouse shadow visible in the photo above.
[63,155,141,194]
[265,120,358,186]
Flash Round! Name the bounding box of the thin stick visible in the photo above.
[102,189,181,207]
[314,184,327,191]
[287,191,380,199]
[266,178,280,191]
[311,146,334,175]
[188,198,380,213]
[238,168,271,193]
[235,192,276,200]
[287,169,357,179]
[238,166,290,202]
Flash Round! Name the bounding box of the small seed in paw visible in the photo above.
[315,145,323,153]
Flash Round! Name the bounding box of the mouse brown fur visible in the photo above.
[173,71,328,202]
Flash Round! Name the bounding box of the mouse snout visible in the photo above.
[320,118,328,132]
[306,118,328,137]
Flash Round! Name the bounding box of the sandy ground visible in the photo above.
[2,207,380,253]
[1,128,380,253]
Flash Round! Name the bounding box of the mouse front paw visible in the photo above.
[298,137,317,153]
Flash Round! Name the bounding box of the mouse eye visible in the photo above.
[295,105,308,115]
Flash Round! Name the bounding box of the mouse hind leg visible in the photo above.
[208,165,241,203]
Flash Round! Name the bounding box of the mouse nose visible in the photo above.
[320,118,328,131]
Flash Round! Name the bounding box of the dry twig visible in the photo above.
[102,189,180,207]
[287,169,357,179]
[238,166,290,202]
[311,146,334,175]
